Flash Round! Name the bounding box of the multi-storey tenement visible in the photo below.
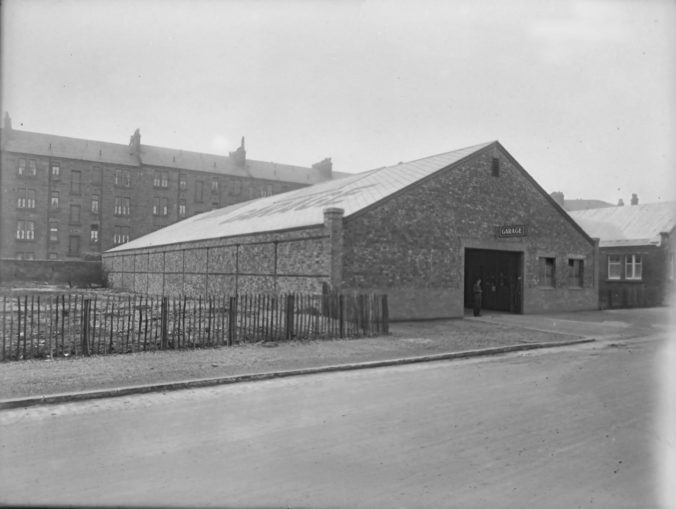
[0,114,335,260]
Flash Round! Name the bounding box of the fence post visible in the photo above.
[285,294,295,340]
[161,297,169,350]
[381,294,389,335]
[81,298,91,356]
[339,294,345,338]
[228,296,237,346]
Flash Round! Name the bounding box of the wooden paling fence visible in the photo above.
[0,292,389,361]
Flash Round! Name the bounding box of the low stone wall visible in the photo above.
[0,259,104,286]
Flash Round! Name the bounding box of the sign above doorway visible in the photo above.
[497,224,528,238]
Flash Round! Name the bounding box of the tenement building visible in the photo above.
[103,141,600,319]
[0,113,335,260]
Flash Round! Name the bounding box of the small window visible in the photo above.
[625,255,642,280]
[178,199,186,218]
[179,175,187,190]
[69,204,81,224]
[71,170,82,194]
[113,226,130,245]
[51,162,61,178]
[18,158,26,175]
[48,253,58,260]
[211,179,219,193]
[538,257,555,287]
[49,222,59,242]
[17,188,35,209]
[91,195,100,214]
[90,224,99,243]
[16,220,35,241]
[28,159,37,176]
[568,259,584,287]
[115,170,131,187]
[114,197,131,216]
[491,157,500,177]
[608,255,621,280]
[50,191,60,210]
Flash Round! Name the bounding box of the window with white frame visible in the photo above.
[113,226,130,245]
[90,224,99,243]
[608,255,622,279]
[114,197,131,216]
[50,191,60,210]
[91,195,100,214]
[51,161,61,178]
[625,255,642,280]
[16,220,35,240]
[178,199,186,218]
[49,222,59,242]
[17,158,26,175]
[28,159,37,176]
[17,188,36,209]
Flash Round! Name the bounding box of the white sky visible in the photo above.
[2,0,674,204]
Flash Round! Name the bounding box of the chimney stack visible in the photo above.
[550,191,564,208]
[229,136,247,167]
[129,128,141,156]
[617,198,624,207]
[631,193,639,206]
[312,157,333,180]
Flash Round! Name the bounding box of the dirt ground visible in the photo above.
[0,318,576,400]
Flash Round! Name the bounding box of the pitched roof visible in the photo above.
[564,199,614,211]
[569,202,676,247]
[107,141,495,252]
[0,127,327,184]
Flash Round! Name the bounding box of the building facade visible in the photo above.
[0,114,335,261]
[103,141,599,320]
[570,202,676,308]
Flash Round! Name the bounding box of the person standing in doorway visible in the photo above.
[473,278,483,317]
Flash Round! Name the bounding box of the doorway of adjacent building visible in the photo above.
[464,249,523,313]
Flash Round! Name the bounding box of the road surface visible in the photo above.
[1,335,673,508]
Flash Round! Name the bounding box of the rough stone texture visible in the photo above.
[184,248,207,274]
[207,275,236,296]
[276,239,329,276]
[238,243,275,274]
[103,145,599,319]
[147,273,163,295]
[207,246,237,274]
[104,227,330,297]
[341,147,597,319]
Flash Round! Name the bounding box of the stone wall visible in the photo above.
[341,147,599,319]
[103,225,332,297]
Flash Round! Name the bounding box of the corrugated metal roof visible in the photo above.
[1,128,326,184]
[107,141,495,252]
[569,202,676,246]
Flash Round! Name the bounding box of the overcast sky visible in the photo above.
[2,0,674,205]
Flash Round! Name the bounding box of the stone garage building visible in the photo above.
[102,141,599,320]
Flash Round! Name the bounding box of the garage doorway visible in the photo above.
[464,249,523,313]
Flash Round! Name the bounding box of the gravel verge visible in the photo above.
[0,318,579,400]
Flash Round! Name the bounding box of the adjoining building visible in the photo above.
[570,201,676,308]
[0,113,337,261]
[103,141,599,320]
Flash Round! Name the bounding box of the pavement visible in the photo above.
[1,307,671,410]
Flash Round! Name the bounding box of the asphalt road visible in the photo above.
[1,335,673,508]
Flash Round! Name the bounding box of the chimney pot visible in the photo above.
[631,193,639,206]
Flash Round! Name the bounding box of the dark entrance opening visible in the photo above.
[464,249,523,313]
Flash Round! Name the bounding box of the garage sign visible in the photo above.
[497,225,528,238]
